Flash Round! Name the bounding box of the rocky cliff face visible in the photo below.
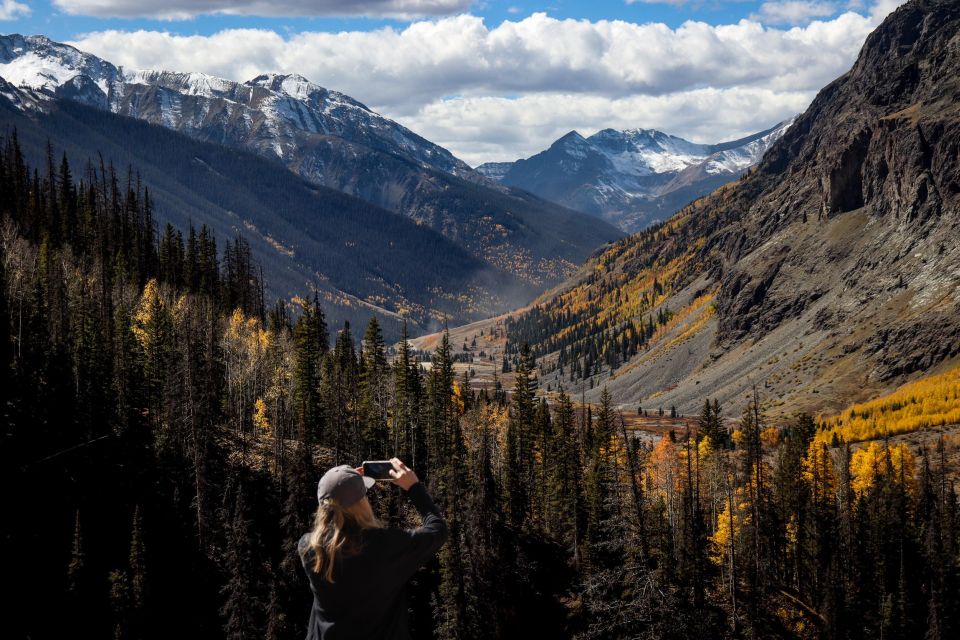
[713,0,960,375]
[505,0,960,416]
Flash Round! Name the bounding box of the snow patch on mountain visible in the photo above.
[702,119,794,174]
[475,161,514,181]
[0,50,80,93]
[0,34,476,180]
[483,118,795,232]
[0,35,118,97]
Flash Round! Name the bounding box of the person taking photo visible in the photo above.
[298,458,447,639]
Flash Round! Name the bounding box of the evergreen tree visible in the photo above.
[326,322,358,463]
[109,569,132,640]
[360,316,390,458]
[129,505,148,635]
[393,321,416,464]
[548,389,583,558]
[699,398,728,449]
[425,330,455,488]
[220,483,263,640]
[292,293,328,443]
[505,343,535,528]
[583,387,617,572]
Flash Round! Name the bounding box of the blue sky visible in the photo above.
[1,1,905,164]
[10,2,847,39]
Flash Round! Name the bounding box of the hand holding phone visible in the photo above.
[361,460,395,481]
[387,458,418,491]
[361,458,419,490]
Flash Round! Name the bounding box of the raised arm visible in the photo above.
[389,458,448,568]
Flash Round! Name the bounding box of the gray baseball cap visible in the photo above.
[317,465,376,507]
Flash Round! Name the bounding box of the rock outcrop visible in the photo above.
[506,0,960,416]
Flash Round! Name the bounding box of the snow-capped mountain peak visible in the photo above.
[247,72,315,96]
[481,119,795,232]
[244,73,363,109]
[553,131,592,156]
[0,34,118,98]
[0,33,476,179]
[581,128,704,176]
[122,69,243,100]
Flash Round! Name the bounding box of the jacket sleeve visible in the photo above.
[400,482,448,570]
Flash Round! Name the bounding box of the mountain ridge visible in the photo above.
[0,80,527,337]
[477,119,794,232]
[0,33,622,289]
[501,0,960,417]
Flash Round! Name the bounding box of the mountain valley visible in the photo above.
[477,0,960,419]
[0,35,622,335]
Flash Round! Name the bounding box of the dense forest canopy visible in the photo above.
[2,137,959,640]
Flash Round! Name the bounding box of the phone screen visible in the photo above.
[362,461,394,480]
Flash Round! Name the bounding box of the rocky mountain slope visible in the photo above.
[503,0,960,418]
[0,80,531,337]
[477,120,792,232]
[0,34,621,288]
[0,34,470,177]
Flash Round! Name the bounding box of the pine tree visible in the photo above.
[220,483,263,639]
[698,398,727,449]
[435,401,470,639]
[360,316,390,458]
[425,330,455,488]
[738,393,766,624]
[325,322,358,463]
[128,505,148,635]
[109,569,132,640]
[464,401,502,639]
[533,398,551,527]
[505,343,535,528]
[548,389,583,558]
[392,322,412,456]
[583,388,617,573]
[67,510,86,595]
[292,293,327,443]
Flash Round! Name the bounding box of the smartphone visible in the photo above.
[362,460,395,481]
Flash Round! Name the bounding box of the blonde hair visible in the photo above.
[304,496,381,582]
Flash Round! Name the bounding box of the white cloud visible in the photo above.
[68,1,905,164]
[0,0,31,21]
[868,0,906,21]
[53,0,473,20]
[71,12,875,104]
[752,2,838,25]
[405,88,815,166]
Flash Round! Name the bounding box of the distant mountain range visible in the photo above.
[478,120,793,232]
[0,34,473,179]
[0,34,621,335]
[502,0,960,417]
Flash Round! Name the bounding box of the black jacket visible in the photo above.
[298,482,448,640]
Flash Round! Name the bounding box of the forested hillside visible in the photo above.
[4,129,960,640]
[0,90,530,337]
[0,34,623,300]
[504,0,960,417]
